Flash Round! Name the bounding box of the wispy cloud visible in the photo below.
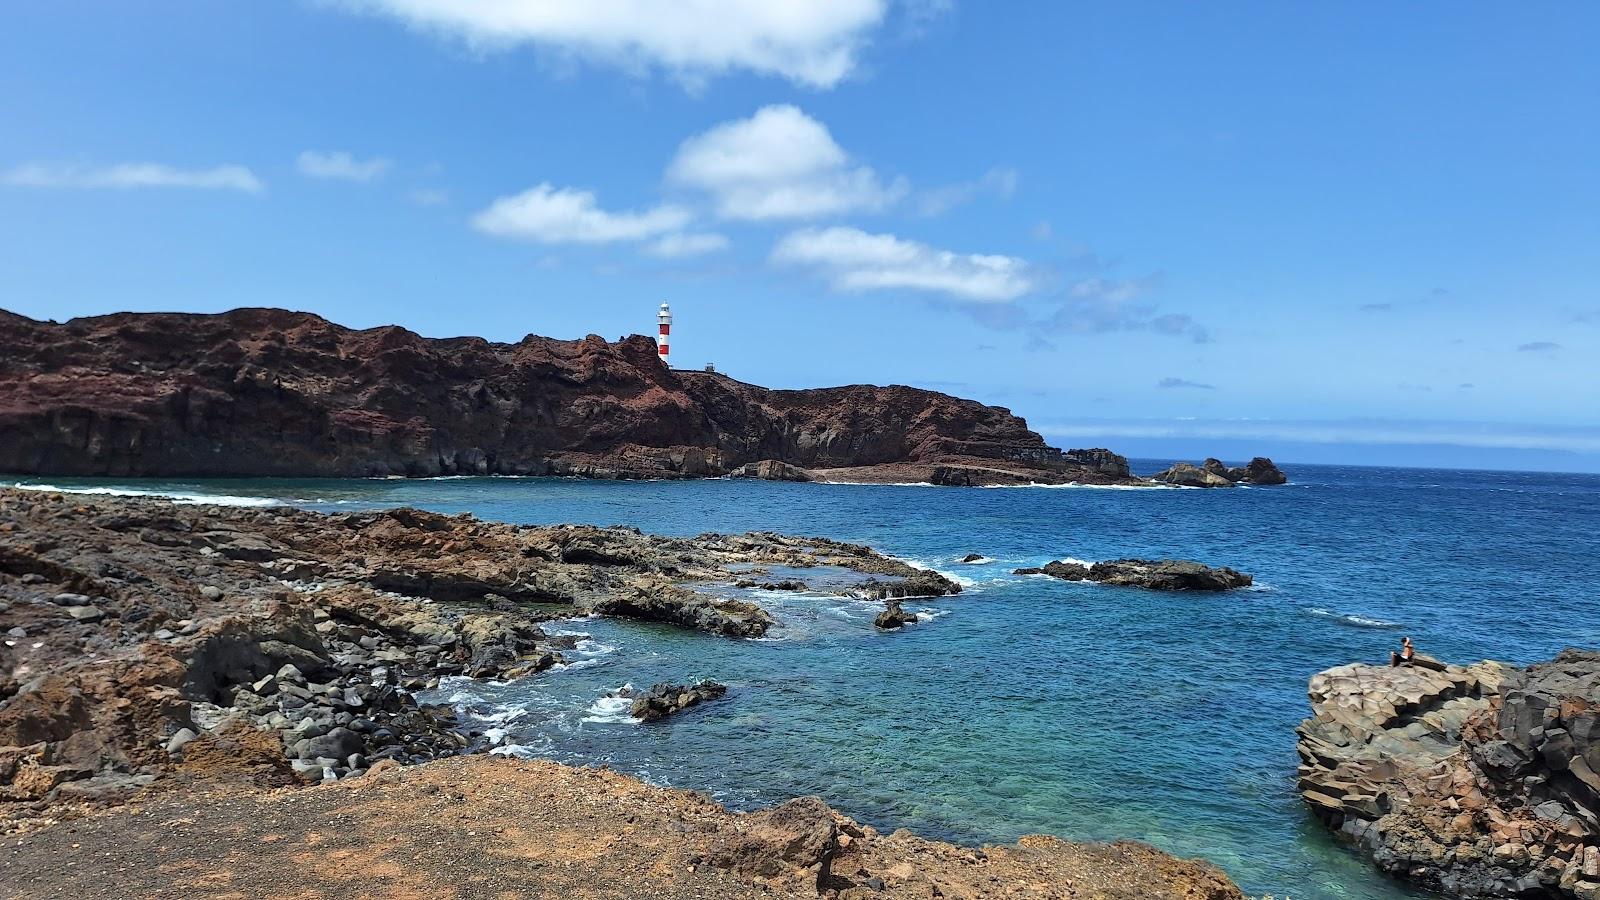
[915,166,1018,217]
[770,226,1036,302]
[326,0,892,89]
[1517,341,1561,353]
[645,232,730,258]
[1036,417,1600,455]
[1,162,263,193]
[296,150,391,182]
[1045,276,1210,343]
[1157,377,1214,390]
[473,183,690,244]
[668,105,905,221]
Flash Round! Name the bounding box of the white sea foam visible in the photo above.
[9,482,285,507]
[888,555,977,588]
[1306,608,1403,629]
[582,685,639,724]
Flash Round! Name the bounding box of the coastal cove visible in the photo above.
[9,463,1599,898]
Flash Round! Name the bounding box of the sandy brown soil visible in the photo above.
[0,754,1242,900]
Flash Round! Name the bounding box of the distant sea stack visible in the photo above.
[1150,457,1288,487]
[0,307,1136,486]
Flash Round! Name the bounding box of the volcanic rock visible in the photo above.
[1013,560,1092,580]
[1296,649,1600,898]
[873,600,919,630]
[1151,457,1288,487]
[1017,559,1249,591]
[627,680,728,722]
[0,307,1119,485]
[1150,462,1235,488]
[735,460,813,482]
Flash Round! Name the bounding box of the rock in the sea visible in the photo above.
[1237,456,1287,485]
[857,569,961,601]
[1296,649,1600,898]
[1013,560,1092,581]
[1017,559,1249,591]
[585,581,775,638]
[735,460,813,482]
[1150,462,1235,488]
[959,553,986,563]
[873,600,919,630]
[627,680,728,722]
[1152,457,1287,487]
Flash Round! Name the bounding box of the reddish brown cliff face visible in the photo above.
[0,308,1104,481]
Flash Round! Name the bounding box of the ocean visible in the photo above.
[11,462,1599,899]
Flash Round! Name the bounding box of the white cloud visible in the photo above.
[771,226,1036,302]
[668,105,904,220]
[296,150,392,182]
[472,183,691,244]
[915,166,1018,217]
[1,162,263,193]
[646,232,730,258]
[329,0,888,88]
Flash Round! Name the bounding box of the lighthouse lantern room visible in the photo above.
[656,302,672,367]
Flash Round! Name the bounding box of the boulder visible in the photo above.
[709,796,839,881]
[873,600,919,630]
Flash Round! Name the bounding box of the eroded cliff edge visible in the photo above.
[0,307,1135,485]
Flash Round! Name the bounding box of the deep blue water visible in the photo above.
[11,463,1600,899]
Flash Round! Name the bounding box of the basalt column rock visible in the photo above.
[1296,650,1600,898]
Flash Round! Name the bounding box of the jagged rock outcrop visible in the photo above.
[1153,462,1236,488]
[1296,650,1600,898]
[734,460,813,482]
[0,308,1127,484]
[623,680,729,722]
[1016,559,1252,591]
[873,600,919,630]
[1151,457,1288,487]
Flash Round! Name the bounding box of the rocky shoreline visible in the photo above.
[0,488,1242,897]
[1297,651,1600,898]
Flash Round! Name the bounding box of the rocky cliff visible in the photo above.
[0,307,1131,485]
[1297,651,1600,897]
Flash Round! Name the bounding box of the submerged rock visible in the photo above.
[1296,649,1600,898]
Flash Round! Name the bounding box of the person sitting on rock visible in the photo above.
[1390,636,1415,667]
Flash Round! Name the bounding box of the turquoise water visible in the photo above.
[12,464,1600,898]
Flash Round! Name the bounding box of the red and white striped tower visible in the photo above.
[656,302,672,367]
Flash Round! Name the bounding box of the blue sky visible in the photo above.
[3,2,1597,470]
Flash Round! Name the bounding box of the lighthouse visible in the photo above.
[656,302,672,368]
